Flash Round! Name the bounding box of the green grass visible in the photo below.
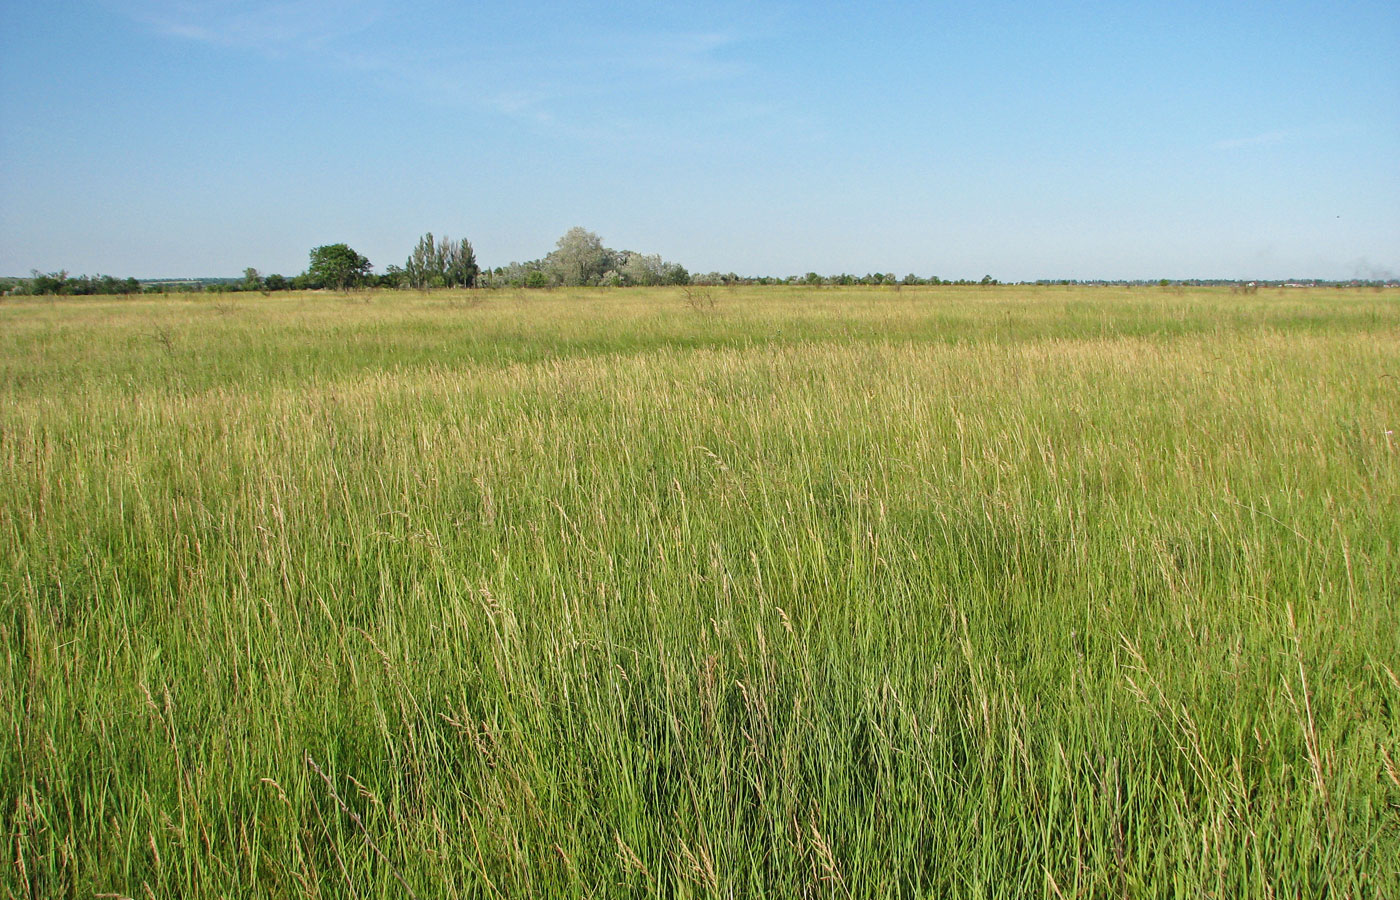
[3,285,1398,898]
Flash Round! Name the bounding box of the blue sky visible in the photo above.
[1,1,1396,280]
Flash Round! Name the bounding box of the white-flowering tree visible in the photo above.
[619,252,689,286]
[546,227,611,286]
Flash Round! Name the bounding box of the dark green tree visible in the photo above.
[307,244,372,290]
[445,237,479,288]
[28,270,67,295]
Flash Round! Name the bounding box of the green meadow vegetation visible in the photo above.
[3,284,1398,898]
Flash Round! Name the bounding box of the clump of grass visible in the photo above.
[2,285,1397,897]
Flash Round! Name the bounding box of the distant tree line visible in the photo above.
[7,271,145,296]
[10,226,1394,297]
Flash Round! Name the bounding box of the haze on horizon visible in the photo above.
[1,0,1397,282]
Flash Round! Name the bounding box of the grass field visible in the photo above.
[3,285,1399,898]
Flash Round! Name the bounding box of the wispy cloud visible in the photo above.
[620,32,749,82]
[331,29,761,139]
[108,0,385,51]
[1213,130,1292,150]
[485,90,557,127]
[107,1,776,140]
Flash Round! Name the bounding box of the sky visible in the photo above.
[1,1,1397,281]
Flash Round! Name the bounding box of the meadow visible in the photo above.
[2,284,1398,898]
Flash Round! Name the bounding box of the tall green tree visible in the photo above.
[444,237,478,288]
[404,233,444,290]
[307,244,372,290]
[404,233,479,289]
